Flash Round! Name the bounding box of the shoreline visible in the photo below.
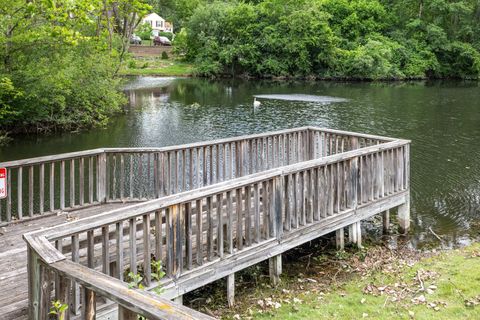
[183,239,480,319]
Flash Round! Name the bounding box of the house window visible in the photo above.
[156,21,163,28]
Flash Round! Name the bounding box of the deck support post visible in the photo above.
[348,222,362,248]
[174,295,183,305]
[356,222,362,248]
[269,254,282,286]
[398,194,410,234]
[335,228,345,250]
[118,306,137,320]
[227,273,235,307]
[382,209,390,234]
[348,224,357,244]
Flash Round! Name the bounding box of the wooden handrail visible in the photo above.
[0,126,395,168]
[28,139,408,242]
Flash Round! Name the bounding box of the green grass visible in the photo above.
[249,244,480,320]
[119,58,193,77]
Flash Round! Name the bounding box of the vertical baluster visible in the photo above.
[175,204,184,276]
[300,172,306,224]
[244,186,251,246]
[79,158,84,206]
[284,175,291,230]
[70,159,75,207]
[71,234,80,315]
[189,149,194,190]
[328,165,334,216]
[112,155,117,201]
[143,214,151,285]
[174,151,179,193]
[129,154,134,199]
[120,154,125,200]
[50,163,55,212]
[155,210,163,263]
[39,163,45,214]
[291,173,298,228]
[89,157,93,204]
[216,193,224,257]
[226,191,234,253]
[223,144,228,181]
[129,218,137,275]
[182,150,187,192]
[196,199,203,265]
[147,153,151,198]
[202,147,207,186]
[206,196,214,261]
[166,207,174,276]
[102,226,110,275]
[116,222,124,281]
[138,153,143,199]
[185,203,192,269]
[262,181,270,238]
[17,167,23,219]
[252,183,261,242]
[6,169,11,221]
[235,188,242,250]
[29,166,34,216]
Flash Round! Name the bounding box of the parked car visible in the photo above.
[153,36,172,46]
[130,34,142,45]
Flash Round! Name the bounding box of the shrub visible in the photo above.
[161,51,169,60]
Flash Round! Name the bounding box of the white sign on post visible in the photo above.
[0,168,6,199]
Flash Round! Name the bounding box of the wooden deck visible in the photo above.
[0,127,411,320]
[0,204,129,319]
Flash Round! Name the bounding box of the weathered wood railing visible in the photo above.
[24,128,409,319]
[1,127,390,224]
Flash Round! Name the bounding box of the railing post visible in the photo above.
[83,288,96,320]
[97,152,107,203]
[27,246,40,319]
[28,246,51,320]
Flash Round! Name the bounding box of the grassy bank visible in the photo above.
[120,57,193,77]
[185,241,480,319]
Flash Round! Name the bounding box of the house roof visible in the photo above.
[143,13,165,21]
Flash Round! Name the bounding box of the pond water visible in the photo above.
[1,77,479,247]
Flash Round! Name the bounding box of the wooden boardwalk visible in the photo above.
[0,204,128,319]
[0,127,411,319]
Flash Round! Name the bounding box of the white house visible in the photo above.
[141,13,174,35]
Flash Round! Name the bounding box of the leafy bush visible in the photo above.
[181,0,480,80]
[161,51,169,59]
[137,23,153,40]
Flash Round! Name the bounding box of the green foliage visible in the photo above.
[0,0,150,136]
[127,272,145,289]
[49,300,68,320]
[181,0,480,80]
[137,23,153,40]
[161,51,169,60]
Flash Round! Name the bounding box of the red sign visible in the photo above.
[0,168,6,199]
